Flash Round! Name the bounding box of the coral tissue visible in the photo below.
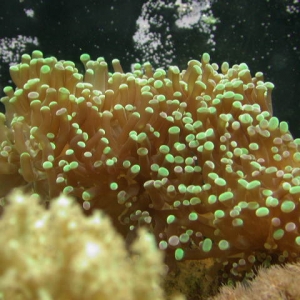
[1,51,300,277]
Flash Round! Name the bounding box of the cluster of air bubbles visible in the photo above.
[0,36,39,65]
[133,0,218,68]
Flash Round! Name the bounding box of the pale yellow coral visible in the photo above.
[0,191,182,300]
[211,262,300,300]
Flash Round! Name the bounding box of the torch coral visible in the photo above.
[1,50,300,278]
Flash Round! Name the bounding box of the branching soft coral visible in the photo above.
[0,191,179,300]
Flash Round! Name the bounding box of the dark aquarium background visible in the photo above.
[0,0,299,135]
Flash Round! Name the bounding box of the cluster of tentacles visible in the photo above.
[1,51,300,279]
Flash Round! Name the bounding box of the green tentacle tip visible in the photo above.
[42,161,53,170]
[110,182,118,191]
[255,207,269,217]
[218,240,230,251]
[175,248,185,261]
[290,186,300,194]
[219,191,233,202]
[167,215,176,224]
[273,229,284,240]
[80,53,91,63]
[188,212,198,221]
[202,53,210,64]
[281,200,295,213]
[82,191,91,201]
[32,50,43,58]
[202,238,213,252]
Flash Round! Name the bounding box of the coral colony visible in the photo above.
[0,192,168,300]
[1,50,300,280]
